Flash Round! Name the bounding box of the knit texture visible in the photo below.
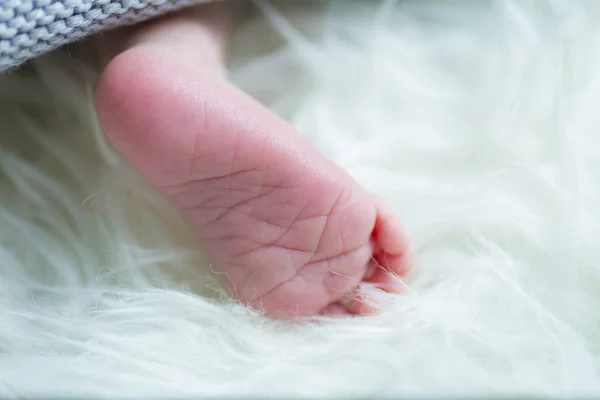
[0,0,209,71]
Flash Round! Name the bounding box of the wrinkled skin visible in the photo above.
[95,3,409,319]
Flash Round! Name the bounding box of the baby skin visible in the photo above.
[95,4,409,319]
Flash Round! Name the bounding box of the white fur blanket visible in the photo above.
[1,0,599,396]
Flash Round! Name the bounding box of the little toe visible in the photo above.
[319,302,352,316]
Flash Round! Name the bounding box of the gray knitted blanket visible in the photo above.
[0,0,208,72]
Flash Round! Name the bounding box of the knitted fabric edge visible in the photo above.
[1,0,209,72]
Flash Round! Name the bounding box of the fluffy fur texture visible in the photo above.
[2,0,600,396]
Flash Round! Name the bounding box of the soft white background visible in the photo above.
[1,0,600,396]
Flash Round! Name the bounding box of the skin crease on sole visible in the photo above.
[94,3,410,320]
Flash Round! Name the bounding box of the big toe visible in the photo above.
[371,199,411,285]
[332,200,411,317]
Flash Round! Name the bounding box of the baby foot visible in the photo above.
[95,5,409,319]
